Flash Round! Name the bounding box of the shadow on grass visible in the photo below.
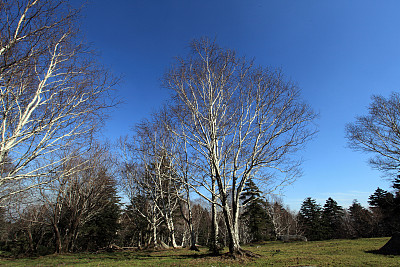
[172,252,222,260]
[366,250,382,255]
[108,251,237,262]
[70,250,220,262]
[1,249,256,264]
[365,250,399,256]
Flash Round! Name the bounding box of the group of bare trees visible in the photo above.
[120,118,183,249]
[119,38,317,256]
[5,144,119,254]
[0,0,119,255]
[118,39,400,256]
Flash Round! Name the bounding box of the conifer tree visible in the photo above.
[369,187,400,236]
[298,197,324,240]
[239,179,274,242]
[349,200,374,238]
[75,173,121,251]
[322,198,344,239]
[392,178,400,232]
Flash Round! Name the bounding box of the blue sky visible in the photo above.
[71,0,400,210]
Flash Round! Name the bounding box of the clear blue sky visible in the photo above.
[72,0,400,210]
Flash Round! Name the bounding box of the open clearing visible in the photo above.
[0,237,399,266]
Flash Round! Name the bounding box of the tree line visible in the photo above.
[298,179,400,241]
[1,172,399,256]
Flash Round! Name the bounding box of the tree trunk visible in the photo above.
[25,228,35,253]
[70,227,79,252]
[209,178,219,254]
[184,205,199,251]
[62,219,80,253]
[229,226,241,255]
[221,199,241,255]
[54,225,62,253]
[62,232,71,253]
[231,208,242,254]
[184,189,199,251]
[168,216,178,248]
[152,218,157,247]
[181,229,187,247]
[190,228,198,251]
[62,220,78,253]
[221,195,258,258]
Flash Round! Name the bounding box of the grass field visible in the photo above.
[0,237,399,266]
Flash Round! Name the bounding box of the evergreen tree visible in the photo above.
[129,194,154,247]
[118,200,151,248]
[369,188,394,208]
[392,178,400,232]
[76,174,121,251]
[298,197,324,240]
[368,185,400,236]
[349,200,374,238]
[239,179,274,242]
[369,188,394,236]
[322,198,345,239]
[191,203,211,246]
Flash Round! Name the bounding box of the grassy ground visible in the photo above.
[0,237,399,266]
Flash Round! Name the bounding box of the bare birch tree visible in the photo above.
[163,38,317,256]
[174,147,200,251]
[346,92,400,176]
[154,108,202,251]
[267,199,300,237]
[120,119,182,248]
[0,0,117,205]
[120,160,162,248]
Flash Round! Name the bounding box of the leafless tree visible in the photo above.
[120,118,182,248]
[190,199,211,245]
[0,0,117,206]
[346,92,400,177]
[163,38,317,256]
[5,201,49,254]
[120,148,162,248]
[266,199,301,237]
[174,152,200,251]
[155,109,202,251]
[33,143,118,253]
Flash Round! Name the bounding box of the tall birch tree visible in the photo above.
[163,38,317,256]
